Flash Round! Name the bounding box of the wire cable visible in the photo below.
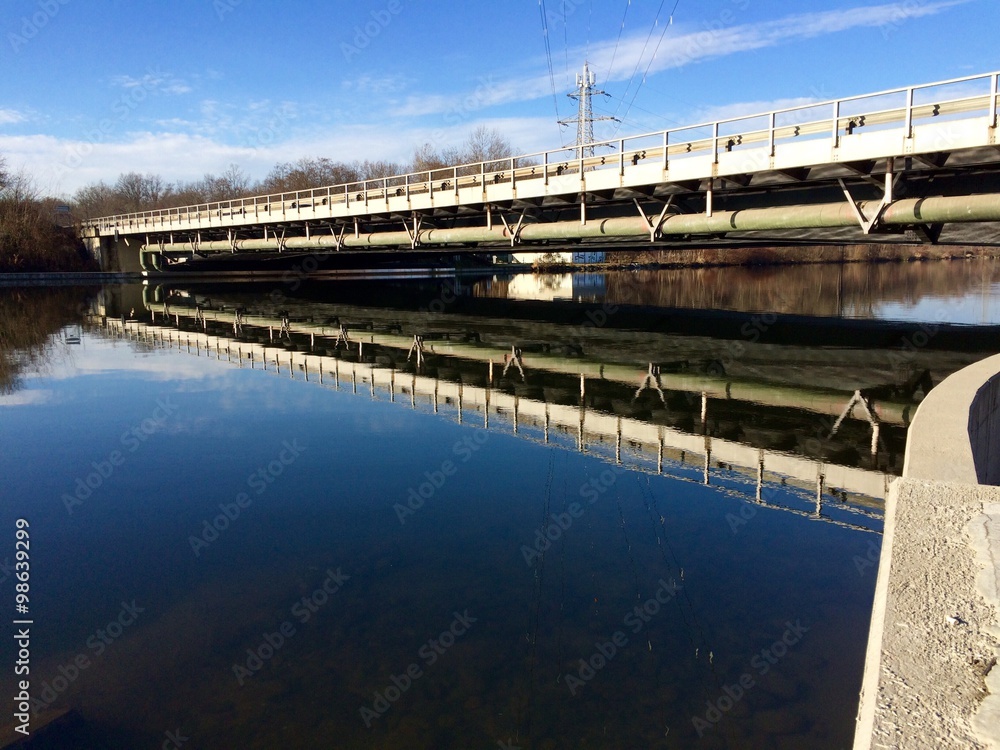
[613,0,682,136]
[604,0,631,84]
[538,0,562,125]
[610,0,667,122]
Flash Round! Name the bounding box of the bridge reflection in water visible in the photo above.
[93,283,993,536]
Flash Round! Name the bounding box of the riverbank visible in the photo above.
[854,355,1000,749]
[531,242,1000,272]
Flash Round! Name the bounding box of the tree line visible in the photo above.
[0,155,92,272]
[73,126,521,219]
[0,126,520,271]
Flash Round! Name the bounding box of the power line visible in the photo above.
[562,1,570,87]
[604,0,631,84]
[538,0,562,125]
[609,0,668,123]
[614,0,682,136]
[597,93,681,129]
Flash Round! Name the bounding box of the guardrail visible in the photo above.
[84,70,1000,235]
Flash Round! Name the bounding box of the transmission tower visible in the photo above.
[559,61,617,158]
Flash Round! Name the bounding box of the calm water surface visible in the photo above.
[4,262,992,749]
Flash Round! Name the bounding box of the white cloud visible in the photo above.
[0,109,27,125]
[0,115,558,196]
[112,70,192,96]
[389,1,971,120]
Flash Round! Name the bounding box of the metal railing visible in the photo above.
[85,70,1000,234]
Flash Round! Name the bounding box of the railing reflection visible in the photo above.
[100,314,887,535]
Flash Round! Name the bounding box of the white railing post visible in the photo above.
[832,100,840,146]
[712,122,719,163]
[768,112,776,157]
[904,87,915,138]
[992,73,999,129]
[662,131,668,171]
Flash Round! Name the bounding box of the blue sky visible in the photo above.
[0,0,995,197]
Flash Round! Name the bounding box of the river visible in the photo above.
[1,258,997,748]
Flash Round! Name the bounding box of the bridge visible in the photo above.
[79,70,1000,273]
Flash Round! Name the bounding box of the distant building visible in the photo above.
[510,250,606,265]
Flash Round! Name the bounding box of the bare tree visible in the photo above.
[356,159,406,181]
[218,163,251,198]
[114,172,171,212]
[73,181,120,218]
[464,125,515,168]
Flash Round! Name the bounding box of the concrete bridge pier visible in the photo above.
[79,226,143,273]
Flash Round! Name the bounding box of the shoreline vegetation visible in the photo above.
[0,157,94,273]
[0,286,93,393]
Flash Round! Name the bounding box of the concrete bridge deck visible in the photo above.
[78,71,1000,271]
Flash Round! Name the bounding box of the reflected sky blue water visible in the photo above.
[0,327,880,749]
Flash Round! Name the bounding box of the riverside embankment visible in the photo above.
[854,355,1000,749]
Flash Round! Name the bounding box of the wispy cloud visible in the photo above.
[590,0,971,81]
[390,1,970,120]
[0,109,27,125]
[341,74,412,97]
[112,70,192,95]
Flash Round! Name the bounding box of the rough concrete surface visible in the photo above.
[969,502,1000,748]
[857,479,1000,749]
